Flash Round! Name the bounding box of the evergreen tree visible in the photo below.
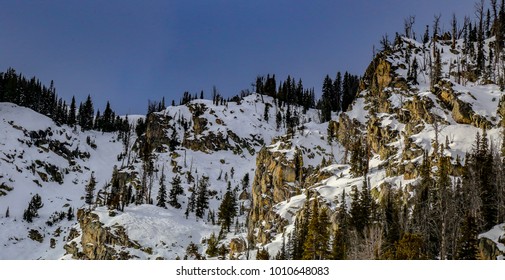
[412,151,433,256]
[67,207,74,221]
[393,233,426,260]
[478,129,497,230]
[333,72,342,112]
[168,175,184,208]
[23,208,33,223]
[85,172,97,207]
[80,95,94,130]
[195,176,210,219]
[102,101,114,132]
[349,137,366,177]
[275,234,287,260]
[241,173,250,192]
[23,194,44,223]
[205,232,219,257]
[256,247,270,260]
[341,72,358,112]
[276,111,282,130]
[31,194,44,210]
[456,213,479,260]
[5,206,9,218]
[218,185,237,232]
[317,206,331,259]
[349,185,364,234]
[332,190,349,259]
[263,103,270,122]
[156,168,168,208]
[320,75,333,122]
[303,199,321,259]
[383,188,401,255]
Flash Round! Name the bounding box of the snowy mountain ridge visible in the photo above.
[1,34,505,259]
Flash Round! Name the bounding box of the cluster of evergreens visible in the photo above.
[255,75,316,111]
[255,73,359,120]
[273,129,505,260]
[319,72,360,122]
[0,68,129,133]
[22,194,44,223]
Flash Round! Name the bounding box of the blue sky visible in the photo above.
[0,1,478,114]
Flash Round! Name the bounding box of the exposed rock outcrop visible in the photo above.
[434,80,491,128]
[64,209,143,260]
[247,143,303,245]
[478,237,505,260]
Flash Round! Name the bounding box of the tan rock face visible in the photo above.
[435,80,491,128]
[360,54,393,95]
[64,209,141,260]
[229,238,246,255]
[478,237,504,260]
[145,113,171,153]
[376,59,393,91]
[247,145,303,245]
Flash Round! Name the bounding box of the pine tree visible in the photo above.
[80,95,94,130]
[31,194,44,210]
[333,72,342,112]
[5,207,9,218]
[23,194,44,223]
[185,241,203,260]
[195,176,210,219]
[412,151,433,256]
[317,206,331,259]
[303,199,320,260]
[218,185,237,232]
[23,208,33,223]
[102,101,114,132]
[205,232,219,257]
[263,103,270,122]
[456,213,478,259]
[67,207,74,221]
[478,129,497,230]
[68,96,77,127]
[383,187,401,254]
[241,173,250,191]
[85,172,97,207]
[156,168,168,208]
[275,234,287,260]
[423,25,430,44]
[168,175,184,208]
[320,75,333,122]
[349,185,366,234]
[393,233,426,260]
[256,247,270,260]
[332,190,349,259]
[276,111,282,130]
[349,138,363,177]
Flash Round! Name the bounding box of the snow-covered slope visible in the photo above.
[2,35,505,260]
[257,37,505,257]
[0,102,123,259]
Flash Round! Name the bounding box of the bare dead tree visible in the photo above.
[451,13,458,50]
[404,15,416,39]
[433,14,442,43]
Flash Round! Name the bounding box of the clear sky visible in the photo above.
[0,0,479,115]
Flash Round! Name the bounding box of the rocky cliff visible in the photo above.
[64,209,144,260]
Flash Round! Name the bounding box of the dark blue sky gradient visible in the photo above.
[0,1,478,114]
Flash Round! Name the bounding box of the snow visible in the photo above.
[0,102,123,259]
[94,205,219,259]
[2,35,505,260]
